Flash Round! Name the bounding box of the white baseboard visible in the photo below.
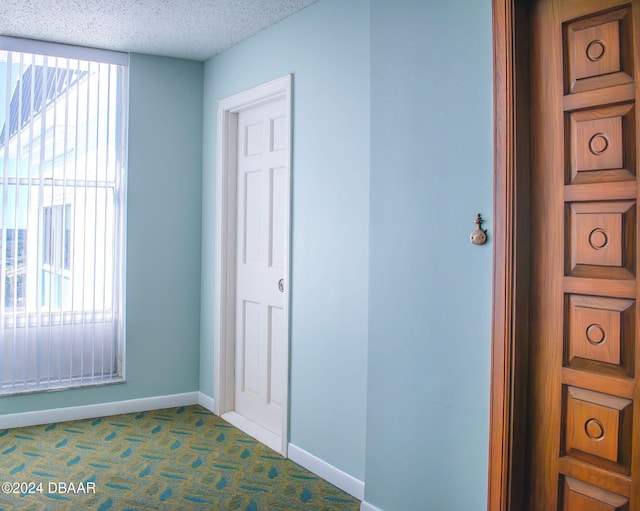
[360,501,384,511]
[0,391,200,429]
[287,443,364,501]
[197,392,216,412]
[222,411,283,455]
[1,392,369,505]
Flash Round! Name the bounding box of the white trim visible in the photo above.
[0,36,129,66]
[197,392,216,413]
[214,74,292,457]
[223,411,283,454]
[360,502,384,511]
[0,392,199,429]
[287,443,365,501]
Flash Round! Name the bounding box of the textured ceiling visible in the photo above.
[0,0,319,61]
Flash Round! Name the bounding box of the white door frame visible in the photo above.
[213,74,292,456]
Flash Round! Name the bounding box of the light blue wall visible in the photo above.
[1,54,204,415]
[364,1,493,510]
[200,0,370,480]
[2,3,496,508]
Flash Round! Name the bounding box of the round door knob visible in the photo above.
[278,279,284,292]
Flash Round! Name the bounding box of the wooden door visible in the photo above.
[234,98,288,437]
[528,0,640,509]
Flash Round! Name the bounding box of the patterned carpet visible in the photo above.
[0,405,360,510]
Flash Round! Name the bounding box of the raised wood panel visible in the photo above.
[568,201,636,279]
[569,297,620,365]
[572,110,622,171]
[565,386,632,467]
[578,116,623,171]
[570,20,621,80]
[565,7,633,94]
[568,104,636,184]
[574,210,622,267]
[562,476,629,511]
[567,295,634,373]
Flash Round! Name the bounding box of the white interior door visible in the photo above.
[234,98,288,439]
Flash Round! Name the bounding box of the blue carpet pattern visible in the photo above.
[0,405,360,510]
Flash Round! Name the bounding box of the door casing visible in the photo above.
[213,74,292,457]
[488,0,531,510]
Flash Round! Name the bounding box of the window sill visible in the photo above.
[0,376,126,397]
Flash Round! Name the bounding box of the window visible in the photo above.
[42,204,72,310]
[42,205,71,270]
[3,228,26,308]
[0,37,128,394]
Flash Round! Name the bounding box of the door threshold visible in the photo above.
[222,411,284,455]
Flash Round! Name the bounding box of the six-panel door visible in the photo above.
[235,99,288,436]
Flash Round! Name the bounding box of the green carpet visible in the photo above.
[0,405,360,510]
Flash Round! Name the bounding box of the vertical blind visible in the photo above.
[0,38,128,395]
